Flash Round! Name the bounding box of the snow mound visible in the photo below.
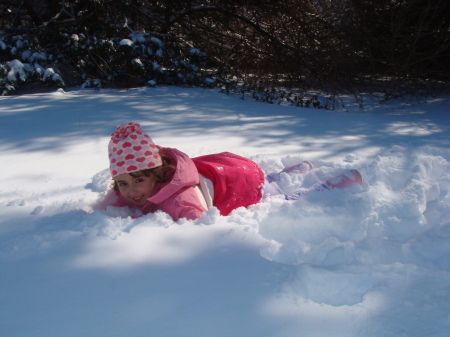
[258,146,450,306]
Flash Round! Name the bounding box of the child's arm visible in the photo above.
[156,187,207,221]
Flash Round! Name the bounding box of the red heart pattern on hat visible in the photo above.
[108,122,163,178]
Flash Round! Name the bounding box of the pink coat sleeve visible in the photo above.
[147,147,207,221]
[155,186,206,221]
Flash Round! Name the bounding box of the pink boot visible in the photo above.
[325,169,362,189]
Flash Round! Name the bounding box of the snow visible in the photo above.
[30,52,47,62]
[42,68,62,82]
[15,39,24,49]
[6,59,28,81]
[152,61,162,72]
[190,48,206,58]
[119,39,133,46]
[132,58,144,68]
[0,86,449,337]
[190,48,202,54]
[150,37,163,47]
[129,32,146,43]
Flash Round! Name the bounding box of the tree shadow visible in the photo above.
[0,86,448,160]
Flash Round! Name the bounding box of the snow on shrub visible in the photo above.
[132,59,144,68]
[130,32,146,43]
[1,59,65,95]
[150,37,163,47]
[119,39,133,47]
[7,59,29,82]
[42,68,64,84]
[204,78,215,87]
[0,27,216,94]
[81,79,102,90]
[34,63,46,76]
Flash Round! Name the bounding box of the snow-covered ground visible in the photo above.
[1,86,449,337]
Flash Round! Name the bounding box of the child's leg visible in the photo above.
[263,179,283,197]
[266,161,313,183]
[325,169,362,188]
[281,161,313,174]
[285,169,363,200]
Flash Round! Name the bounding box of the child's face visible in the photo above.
[114,171,156,206]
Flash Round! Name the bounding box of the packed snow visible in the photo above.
[0,86,449,337]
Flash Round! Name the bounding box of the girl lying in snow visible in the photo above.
[107,122,362,221]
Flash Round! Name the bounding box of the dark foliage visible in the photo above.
[1,0,449,103]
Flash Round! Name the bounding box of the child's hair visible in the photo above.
[112,152,176,191]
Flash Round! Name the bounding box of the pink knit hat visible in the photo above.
[108,122,162,178]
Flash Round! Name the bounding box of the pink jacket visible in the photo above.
[192,152,265,216]
[113,148,265,220]
[113,147,206,221]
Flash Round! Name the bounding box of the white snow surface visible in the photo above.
[1,86,449,337]
[119,39,133,46]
